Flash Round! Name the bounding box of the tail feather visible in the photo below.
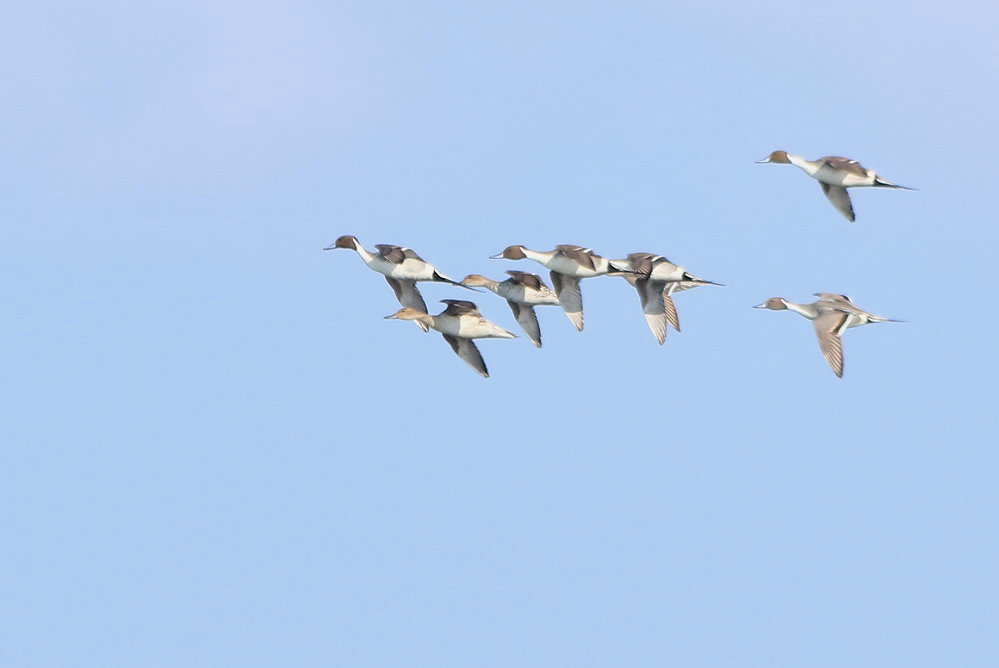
[874,176,916,190]
[435,272,480,291]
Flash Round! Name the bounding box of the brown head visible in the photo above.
[753,297,789,310]
[384,307,429,321]
[460,274,495,287]
[324,235,359,251]
[756,150,791,164]
[489,245,527,260]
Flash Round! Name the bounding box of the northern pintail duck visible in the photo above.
[756,150,914,222]
[490,245,620,331]
[460,271,561,347]
[754,294,900,377]
[385,300,517,378]
[324,235,466,331]
[610,253,721,344]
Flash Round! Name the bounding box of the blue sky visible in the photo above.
[3,1,998,666]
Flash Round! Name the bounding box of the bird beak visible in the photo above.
[755,156,772,164]
[384,314,399,319]
[488,253,503,259]
[752,302,767,309]
[323,245,336,251]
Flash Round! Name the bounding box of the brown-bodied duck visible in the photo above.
[385,300,517,378]
[460,271,561,347]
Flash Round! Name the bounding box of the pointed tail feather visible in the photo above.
[874,176,916,190]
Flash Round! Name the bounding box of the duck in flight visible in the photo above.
[610,252,721,345]
[385,300,517,377]
[460,271,561,348]
[324,235,467,331]
[753,293,901,377]
[490,244,622,331]
[756,151,914,222]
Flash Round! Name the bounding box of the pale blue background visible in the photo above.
[3,1,998,666]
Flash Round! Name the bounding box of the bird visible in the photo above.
[756,150,914,222]
[459,271,561,347]
[324,235,467,331]
[489,244,622,331]
[610,252,722,344]
[384,300,517,377]
[753,294,901,377]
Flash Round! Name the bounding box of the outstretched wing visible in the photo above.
[555,245,597,271]
[385,277,429,331]
[550,272,584,331]
[508,301,543,348]
[821,156,868,176]
[815,292,853,304]
[812,310,850,378]
[505,270,548,291]
[626,252,658,277]
[439,299,480,316]
[375,244,407,263]
[820,183,856,222]
[635,278,667,345]
[661,281,681,332]
[442,334,489,377]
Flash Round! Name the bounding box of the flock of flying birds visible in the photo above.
[327,150,912,378]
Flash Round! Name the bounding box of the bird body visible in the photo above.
[325,235,461,283]
[325,235,465,332]
[612,252,721,342]
[490,244,620,331]
[385,300,516,377]
[754,295,899,377]
[461,272,560,347]
[756,150,913,222]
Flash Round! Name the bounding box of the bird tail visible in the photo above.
[435,272,480,291]
[874,176,916,190]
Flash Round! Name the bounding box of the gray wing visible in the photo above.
[814,292,853,303]
[442,334,489,377]
[820,183,856,222]
[635,279,667,345]
[505,270,547,291]
[440,299,480,316]
[821,156,868,176]
[385,277,429,331]
[375,244,408,263]
[550,271,584,331]
[626,253,658,277]
[812,310,850,378]
[555,245,597,271]
[661,281,681,332]
[508,301,542,348]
